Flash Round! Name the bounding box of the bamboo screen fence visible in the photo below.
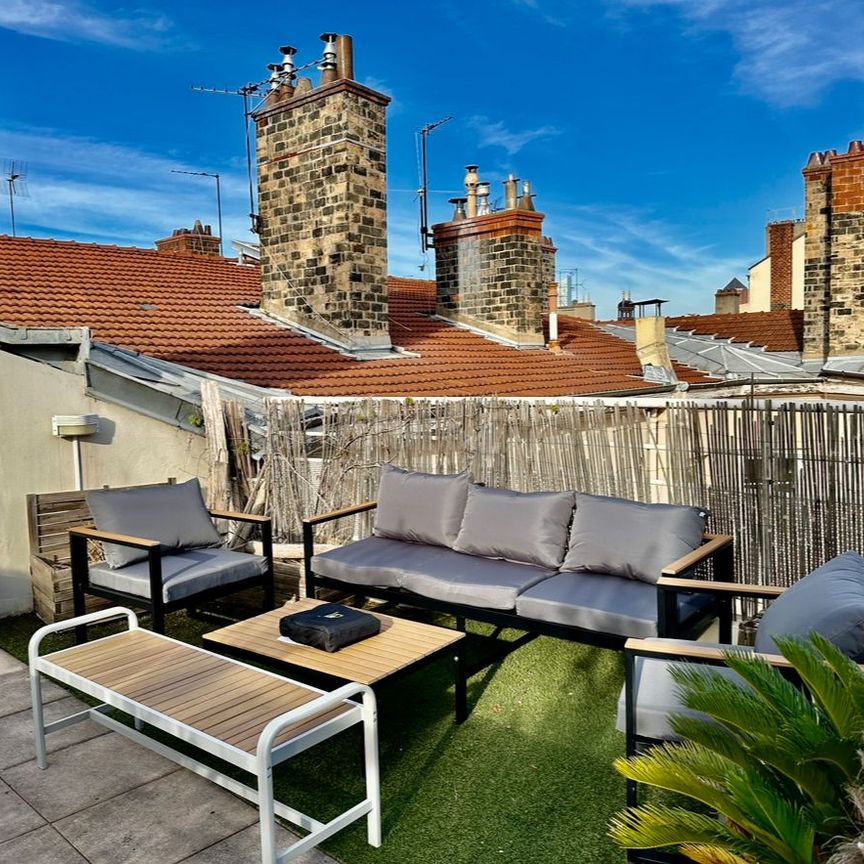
[215,398,864,588]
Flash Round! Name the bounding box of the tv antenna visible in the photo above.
[171,170,224,255]
[191,42,331,235]
[4,160,28,237]
[417,116,453,252]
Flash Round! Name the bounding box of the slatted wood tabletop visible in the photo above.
[43,630,351,753]
[203,599,465,686]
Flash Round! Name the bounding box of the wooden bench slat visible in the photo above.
[44,630,351,755]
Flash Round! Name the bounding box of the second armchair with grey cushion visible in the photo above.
[70,479,273,642]
[618,550,864,826]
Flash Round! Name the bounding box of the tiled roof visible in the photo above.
[0,236,710,396]
[663,311,804,352]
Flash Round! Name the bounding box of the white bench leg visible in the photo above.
[30,668,48,769]
[362,694,381,847]
[257,761,278,864]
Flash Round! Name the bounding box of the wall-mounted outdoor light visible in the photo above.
[51,414,100,490]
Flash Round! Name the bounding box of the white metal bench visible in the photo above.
[28,607,381,864]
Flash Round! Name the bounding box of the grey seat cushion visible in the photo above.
[373,465,470,548]
[561,493,707,584]
[89,548,268,604]
[515,571,714,638]
[312,537,426,588]
[615,642,752,740]
[313,537,553,608]
[400,548,555,610]
[754,550,864,661]
[453,485,576,569]
[86,479,221,569]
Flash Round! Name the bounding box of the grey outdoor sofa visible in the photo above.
[304,466,735,652]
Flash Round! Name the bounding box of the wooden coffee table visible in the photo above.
[203,599,469,722]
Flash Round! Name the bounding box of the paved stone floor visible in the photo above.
[0,649,338,864]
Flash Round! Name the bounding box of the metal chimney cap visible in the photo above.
[319,32,338,42]
[279,45,297,55]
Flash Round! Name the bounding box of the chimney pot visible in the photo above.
[335,34,354,80]
[849,140,864,154]
[319,32,338,85]
[294,76,313,95]
[504,175,519,210]
[805,151,825,169]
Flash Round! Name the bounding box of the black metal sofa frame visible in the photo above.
[303,500,735,658]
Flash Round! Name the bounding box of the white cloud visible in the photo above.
[614,0,864,106]
[547,202,746,317]
[0,0,177,49]
[467,116,560,156]
[0,127,253,246]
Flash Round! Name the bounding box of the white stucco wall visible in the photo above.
[0,351,208,617]
[743,257,771,313]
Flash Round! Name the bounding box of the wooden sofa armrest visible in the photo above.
[624,637,794,668]
[661,533,733,577]
[208,509,271,524]
[303,500,378,527]
[68,526,160,550]
[656,576,786,599]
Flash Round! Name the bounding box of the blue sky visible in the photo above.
[1,0,863,318]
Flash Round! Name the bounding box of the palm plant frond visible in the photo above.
[775,634,864,741]
[609,804,803,864]
[679,843,756,864]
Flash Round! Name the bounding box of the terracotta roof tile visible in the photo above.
[0,236,713,396]
[659,311,803,353]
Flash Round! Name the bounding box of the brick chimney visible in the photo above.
[254,34,392,354]
[802,141,864,363]
[432,169,555,347]
[155,220,221,257]
[766,220,797,310]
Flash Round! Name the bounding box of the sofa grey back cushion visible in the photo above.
[86,479,221,569]
[561,493,706,584]
[453,485,576,569]
[373,465,470,548]
[755,551,864,661]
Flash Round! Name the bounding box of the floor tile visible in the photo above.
[1,731,178,821]
[55,770,258,864]
[0,824,88,864]
[0,778,45,843]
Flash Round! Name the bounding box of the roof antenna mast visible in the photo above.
[4,161,28,238]
[417,116,453,253]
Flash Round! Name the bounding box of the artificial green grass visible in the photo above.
[2,611,628,864]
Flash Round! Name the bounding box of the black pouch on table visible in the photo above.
[279,603,381,652]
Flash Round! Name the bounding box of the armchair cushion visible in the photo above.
[88,548,267,603]
[616,642,751,740]
[86,479,221,569]
[373,465,470,548]
[754,550,864,661]
[453,485,576,569]
[561,493,706,584]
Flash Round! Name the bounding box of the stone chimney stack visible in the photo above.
[432,167,556,348]
[254,34,392,353]
[802,142,864,364]
[155,220,221,257]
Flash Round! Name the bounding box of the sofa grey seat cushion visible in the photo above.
[312,537,425,588]
[615,642,752,740]
[89,548,268,603]
[515,571,714,638]
[754,550,864,661]
[312,537,554,609]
